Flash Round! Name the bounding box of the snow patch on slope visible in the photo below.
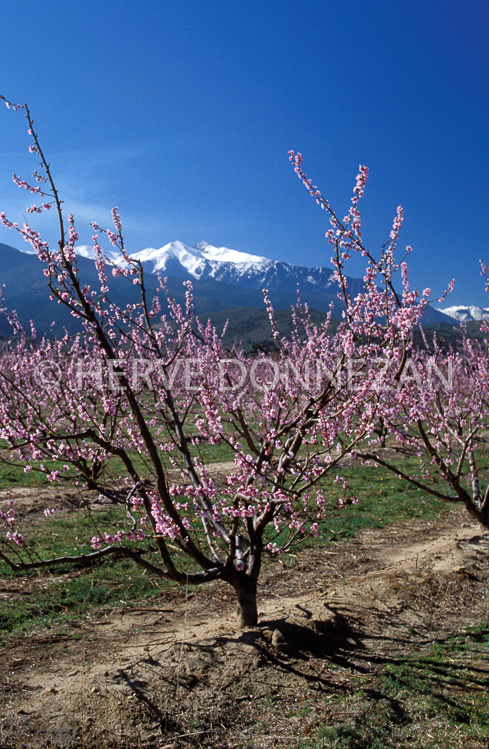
[137,241,270,277]
[195,240,269,266]
[436,305,489,322]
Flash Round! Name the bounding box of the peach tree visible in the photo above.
[0,97,455,626]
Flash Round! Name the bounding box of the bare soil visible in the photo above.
[1,503,489,748]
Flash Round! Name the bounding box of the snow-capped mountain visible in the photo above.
[130,240,273,284]
[134,240,270,277]
[77,239,360,296]
[2,239,455,334]
[435,305,489,322]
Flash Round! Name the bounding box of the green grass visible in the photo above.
[0,431,235,490]
[264,460,448,556]
[379,625,489,734]
[316,461,447,542]
[0,504,200,643]
[289,624,489,748]
[0,459,58,487]
[0,456,474,644]
[0,558,172,640]
[2,450,488,745]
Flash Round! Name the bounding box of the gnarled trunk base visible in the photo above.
[234,579,258,628]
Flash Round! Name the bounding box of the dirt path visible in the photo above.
[1,509,488,748]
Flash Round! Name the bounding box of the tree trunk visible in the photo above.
[463,494,489,530]
[234,577,258,628]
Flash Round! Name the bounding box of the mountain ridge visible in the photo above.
[0,240,457,337]
[76,239,353,296]
[434,304,489,322]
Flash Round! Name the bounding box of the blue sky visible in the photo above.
[0,0,488,306]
